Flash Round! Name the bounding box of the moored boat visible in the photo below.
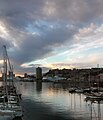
[0,45,23,119]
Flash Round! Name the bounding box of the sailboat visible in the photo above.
[0,45,22,119]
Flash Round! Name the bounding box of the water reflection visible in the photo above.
[36,81,42,92]
[85,100,102,120]
[14,82,103,120]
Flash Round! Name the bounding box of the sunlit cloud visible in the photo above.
[0,21,9,39]
[43,1,56,16]
[0,60,3,65]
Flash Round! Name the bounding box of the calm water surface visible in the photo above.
[9,82,103,120]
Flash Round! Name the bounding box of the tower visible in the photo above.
[36,67,42,81]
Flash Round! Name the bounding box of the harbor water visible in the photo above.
[1,82,103,120]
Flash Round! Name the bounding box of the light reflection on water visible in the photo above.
[15,82,103,120]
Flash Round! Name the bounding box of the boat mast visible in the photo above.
[3,45,14,86]
[2,45,9,103]
[97,64,100,92]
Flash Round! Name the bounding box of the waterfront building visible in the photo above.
[24,73,28,78]
[36,67,42,81]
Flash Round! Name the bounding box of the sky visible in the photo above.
[0,0,103,76]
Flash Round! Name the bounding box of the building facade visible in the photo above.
[36,67,42,81]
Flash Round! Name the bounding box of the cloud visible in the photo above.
[41,0,103,22]
[8,23,76,65]
[0,0,103,74]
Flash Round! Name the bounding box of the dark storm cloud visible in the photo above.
[0,0,45,31]
[0,0,103,74]
[11,24,76,65]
